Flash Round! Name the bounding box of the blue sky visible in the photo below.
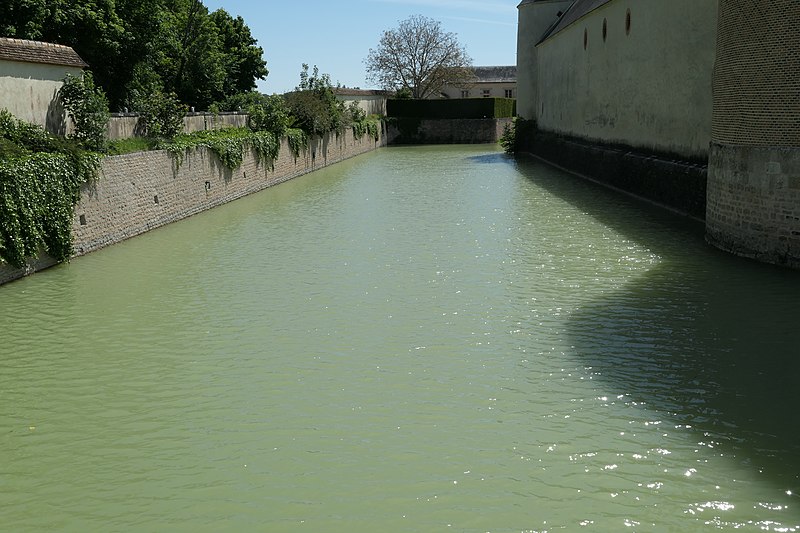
[202,0,520,94]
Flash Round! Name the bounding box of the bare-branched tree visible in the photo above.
[365,15,473,99]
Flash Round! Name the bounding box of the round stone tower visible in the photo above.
[706,0,800,267]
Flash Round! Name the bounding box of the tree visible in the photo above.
[365,15,472,99]
[59,72,110,151]
[285,64,345,136]
[209,9,268,97]
[0,0,268,111]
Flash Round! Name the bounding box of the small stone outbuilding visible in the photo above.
[0,37,87,133]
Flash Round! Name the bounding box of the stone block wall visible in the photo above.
[706,0,800,268]
[0,127,385,285]
[707,144,800,267]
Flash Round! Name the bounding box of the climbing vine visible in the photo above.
[286,128,309,159]
[158,128,280,171]
[0,110,99,268]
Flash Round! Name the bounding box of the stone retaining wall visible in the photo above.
[106,112,248,140]
[707,143,800,267]
[0,128,385,285]
[521,129,708,219]
[387,118,512,145]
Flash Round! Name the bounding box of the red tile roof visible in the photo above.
[0,38,88,68]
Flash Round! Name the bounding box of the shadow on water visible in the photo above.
[466,152,511,165]
[513,153,800,491]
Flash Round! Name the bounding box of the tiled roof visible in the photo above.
[0,38,88,68]
[472,66,517,83]
[539,0,613,43]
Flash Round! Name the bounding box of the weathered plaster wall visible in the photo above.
[516,0,574,120]
[106,112,248,140]
[0,127,385,285]
[533,0,717,159]
[0,60,83,134]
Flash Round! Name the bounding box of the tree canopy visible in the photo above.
[365,15,472,99]
[0,0,268,111]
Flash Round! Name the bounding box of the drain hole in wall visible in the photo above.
[79,214,87,226]
[154,195,159,204]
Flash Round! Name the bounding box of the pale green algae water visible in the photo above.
[2,145,800,532]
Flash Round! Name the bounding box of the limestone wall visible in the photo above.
[106,112,248,140]
[531,0,717,159]
[0,127,385,285]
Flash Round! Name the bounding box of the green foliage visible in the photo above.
[394,87,413,100]
[0,0,268,111]
[286,128,308,159]
[387,97,516,119]
[59,72,110,151]
[158,127,279,170]
[136,91,187,139]
[209,9,268,97]
[215,91,265,112]
[247,94,291,138]
[285,64,346,137]
[107,137,157,155]
[348,104,380,141]
[0,111,99,267]
[499,120,516,154]
[499,118,535,154]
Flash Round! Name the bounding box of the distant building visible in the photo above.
[0,37,87,132]
[437,66,517,99]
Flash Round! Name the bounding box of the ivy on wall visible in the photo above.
[157,128,281,171]
[0,111,99,268]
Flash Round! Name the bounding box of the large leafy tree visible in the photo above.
[365,15,472,99]
[0,0,268,111]
[210,9,268,97]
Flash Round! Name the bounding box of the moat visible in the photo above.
[2,145,799,531]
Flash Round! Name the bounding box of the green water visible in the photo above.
[2,145,799,532]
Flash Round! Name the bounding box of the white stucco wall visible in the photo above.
[517,0,574,119]
[532,0,717,158]
[0,60,83,132]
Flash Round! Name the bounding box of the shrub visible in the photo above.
[136,91,187,139]
[59,72,110,151]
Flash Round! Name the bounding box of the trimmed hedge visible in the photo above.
[388,98,516,119]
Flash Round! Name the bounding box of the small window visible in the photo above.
[602,18,607,41]
[504,89,513,98]
[461,89,470,98]
[584,28,588,50]
[626,9,631,35]
[482,89,491,98]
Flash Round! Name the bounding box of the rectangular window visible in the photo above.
[461,90,469,98]
[505,89,514,98]
[482,89,491,98]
